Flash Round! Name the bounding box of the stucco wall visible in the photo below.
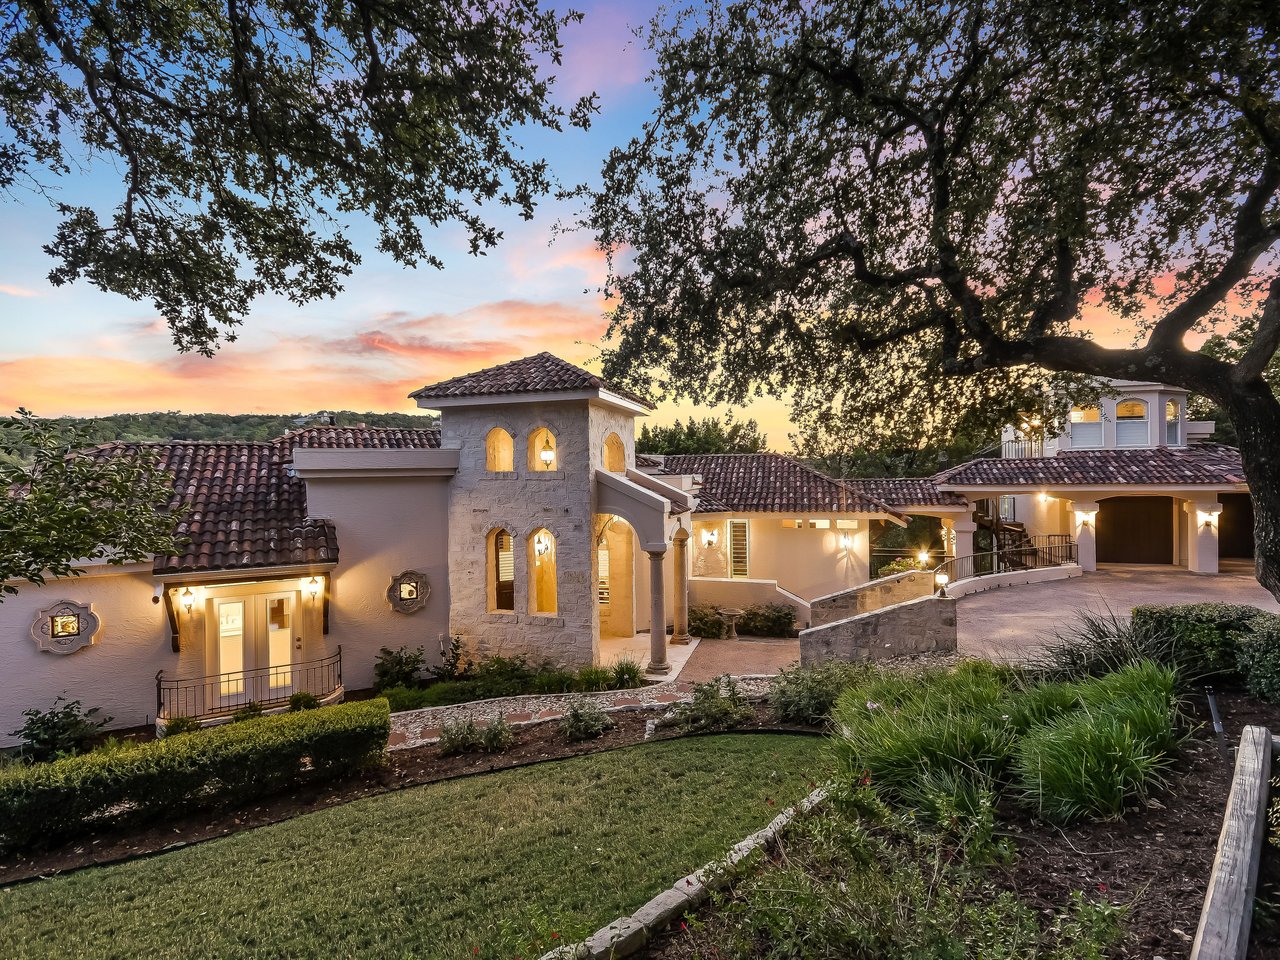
[690,515,870,600]
[441,401,600,667]
[301,475,452,687]
[799,595,957,666]
[808,570,933,626]
[687,577,811,628]
[2,565,174,746]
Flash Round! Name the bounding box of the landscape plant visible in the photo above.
[560,702,615,742]
[770,661,869,726]
[160,715,202,737]
[288,692,320,711]
[229,702,264,723]
[666,677,754,733]
[1236,616,1280,703]
[373,645,426,692]
[10,696,111,762]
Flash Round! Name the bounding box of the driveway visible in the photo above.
[957,561,1280,662]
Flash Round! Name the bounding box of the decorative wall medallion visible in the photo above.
[31,600,101,654]
[387,571,430,614]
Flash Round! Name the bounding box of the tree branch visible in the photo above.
[1235,275,1280,383]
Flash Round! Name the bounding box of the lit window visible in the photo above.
[1166,400,1181,445]
[1069,405,1101,423]
[597,543,611,605]
[1115,399,1148,447]
[1068,405,1103,448]
[528,427,557,471]
[489,529,515,612]
[728,519,749,578]
[485,427,514,472]
[602,432,625,472]
[529,528,558,614]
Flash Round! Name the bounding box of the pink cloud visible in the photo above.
[0,283,39,298]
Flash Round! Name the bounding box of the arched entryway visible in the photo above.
[597,515,636,639]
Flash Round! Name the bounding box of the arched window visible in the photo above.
[1068,405,1103,448]
[602,432,625,472]
[528,427,557,471]
[1166,399,1182,445]
[528,528,558,614]
[1115,399,1148,447]
[487,529,515,612]
[485,427,514,472]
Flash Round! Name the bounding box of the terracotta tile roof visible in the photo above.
[635,452,665,470]
[95,426,441,576]
[409,352,655,410]
[934,444,1247,488]
[654,453,903,517]
[849,477,970,508]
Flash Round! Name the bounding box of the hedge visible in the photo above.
[0,698,390,854]
[688,602,798,639]
[1130,602,1270,680]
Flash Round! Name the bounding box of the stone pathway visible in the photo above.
[680,636,801,681]
[388,676,777,751]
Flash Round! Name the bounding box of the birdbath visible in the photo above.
[719,607,744,641]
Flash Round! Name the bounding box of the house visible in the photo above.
[0,360,1255,744]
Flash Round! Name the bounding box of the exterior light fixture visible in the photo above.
[700,528,719,548]
[916,549,930,567]
[180,587,195,613]
[839,533,853,550]
[534,532,552,556]
[1197,510,1220,528]
[1074,509,1097,528]
[307,576,322,599]
[539,437,555,469]
[1038,492,1049,504]
[934,572,950,588]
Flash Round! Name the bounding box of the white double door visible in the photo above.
[212,591,298,702]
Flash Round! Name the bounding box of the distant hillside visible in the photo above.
[0,411,439,470]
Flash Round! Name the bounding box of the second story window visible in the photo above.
[1166,400,1182,445]
[528,427,557,471]
[485,427,514,472]
[603,432,626,472]
[1068,405,1103,449]
[1115,399,1149,447]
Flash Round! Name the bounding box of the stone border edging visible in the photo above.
[540,782,831,960]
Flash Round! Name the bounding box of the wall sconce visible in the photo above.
[306,576,322,600]
[534,532,552,556]
[1038,492,1049,504]
[1197,510,1221,528]
[1074,509,1097,528]
[839,533,853,550]
[916,549,930,567]
[539,437,555,469]
[180,587,195,613]
[700,528,719,548]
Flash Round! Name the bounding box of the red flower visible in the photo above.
[766,798,775,806]
[550,933,559,940]
[1095,882,1109,892]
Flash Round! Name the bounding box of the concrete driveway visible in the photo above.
[957,561,1280,662]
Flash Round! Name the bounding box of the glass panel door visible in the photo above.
[262,593,295,697]
[215,598,247,700]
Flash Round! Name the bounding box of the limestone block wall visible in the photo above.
[808,570,934,627]
[443,401,600,667]
[799,595,957,666]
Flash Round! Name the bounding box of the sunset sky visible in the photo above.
[0,3,1207,448]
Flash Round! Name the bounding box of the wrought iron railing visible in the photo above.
[931,536,1077,591]
[1001,437,1045,458]
[157,648,342,720]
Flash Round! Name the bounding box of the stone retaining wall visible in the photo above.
[808,570,933,627]
[799,594,957,666]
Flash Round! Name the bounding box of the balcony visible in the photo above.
[157,648,343,722]
[1001,437,1044,458]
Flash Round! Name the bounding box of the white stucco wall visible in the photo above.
[301,475,452,688]
[2,564,175,747]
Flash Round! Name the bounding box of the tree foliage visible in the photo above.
[1,0,593,354]
[0,411,183,597]
[586,0,1280,594]
[637,414,767,455]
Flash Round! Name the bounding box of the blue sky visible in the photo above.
[0,2,799,443]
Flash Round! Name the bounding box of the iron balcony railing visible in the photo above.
[931,536,1077,590]
[1001,437,1045,458]
[156,647,342,720]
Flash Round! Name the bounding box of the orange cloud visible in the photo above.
[0,283,39,298]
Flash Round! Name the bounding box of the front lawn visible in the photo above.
[0,734,823,960]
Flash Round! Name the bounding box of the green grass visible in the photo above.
[0,734,824,960]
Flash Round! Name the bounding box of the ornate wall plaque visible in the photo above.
[31,600,101,654]
[386,571,430,614]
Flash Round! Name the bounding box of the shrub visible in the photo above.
[688,604,724,639]
[561,701,615,742]
[10,696,111,762]
[1131,602,1267,680]
[667,677,754,732]
[878,556,926,577]
[478,717,516,753]
[429,636,471,681]
[1237,615,1280,703]
[770,661,869,726]
[737,603,798,638]
[288,691,321,711]
[0,699,390,854]
[161,715,203,737]
[575,665,615,692]
[609,657,645,689]
[230,701,264,723]
[374,645,426,691]
[530,669,579,694]
[437,719,482,756]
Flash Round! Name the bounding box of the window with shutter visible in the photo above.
[729,519,749,578]
[597,544,610,604]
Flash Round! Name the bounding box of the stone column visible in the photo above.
[941,518,956,558]
[1071,500,1099,572]
[671,532,691,644]
[647,550,670,673]
[1185,501,1221,574]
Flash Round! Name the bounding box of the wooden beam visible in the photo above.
[1190,724,1273,960]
